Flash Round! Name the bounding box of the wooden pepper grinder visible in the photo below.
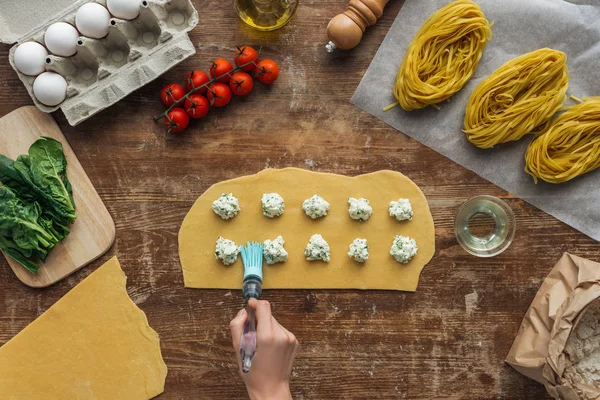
[325,0,390,52]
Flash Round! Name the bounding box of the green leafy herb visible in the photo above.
[28,138,76,223]
[0,137,76,273]
[0,237,41,273]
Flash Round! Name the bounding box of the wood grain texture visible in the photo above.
[0,0,598,398]
[0,106,115,287]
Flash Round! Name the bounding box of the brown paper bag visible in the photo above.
[506,253,600,399]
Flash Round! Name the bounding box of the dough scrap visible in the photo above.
[179,168,435,291]
[0,257,167,399]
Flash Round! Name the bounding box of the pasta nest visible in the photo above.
[464,48,569,149]
[525,97,600,184]
[393,0,492,111]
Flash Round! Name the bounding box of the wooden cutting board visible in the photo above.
[0,106,115,288]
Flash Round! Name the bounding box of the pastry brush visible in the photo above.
[239,241,264,373]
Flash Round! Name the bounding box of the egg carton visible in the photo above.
[2,0,198,126]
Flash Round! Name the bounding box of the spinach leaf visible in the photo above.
[0,139,76,226]
[0,155,35,201]
[0,186,59,249]
[28,137,76,224]
[38,214,69,243]
[0,186,61,271]
[0,236,40,273]
[0,138,76,273]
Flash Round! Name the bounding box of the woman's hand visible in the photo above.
[230,299,298,400]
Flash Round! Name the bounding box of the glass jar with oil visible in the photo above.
[454,195,516,257]
[234,0,299,31]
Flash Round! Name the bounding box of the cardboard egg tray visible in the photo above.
[2,0,198,126]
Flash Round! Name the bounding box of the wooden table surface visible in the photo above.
[0,1,598,399]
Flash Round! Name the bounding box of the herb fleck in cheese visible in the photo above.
[261,193,285,218]
[348,198,373,222]
[212,193,240,220]
[302,195,330,219]
[348,238,369,263]
[389,198,413,221]
[390,235,418,263]
[304,234,330,262]
[215,237,240,266]
[263,236,288,264]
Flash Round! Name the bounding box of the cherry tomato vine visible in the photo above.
[154,46,280,134]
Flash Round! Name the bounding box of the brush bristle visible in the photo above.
[240,241,264,267]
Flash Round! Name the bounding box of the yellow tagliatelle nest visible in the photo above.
[392,0,492,111]
[464,48,569,149]
[525,97,600,184]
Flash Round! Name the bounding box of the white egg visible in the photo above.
[13,42,48,76]
[44,22,79,57]
[33,72,68,106]
[76,3,111,39]
[107,0,141,20]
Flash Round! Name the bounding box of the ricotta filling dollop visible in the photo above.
[348,238,369,263]
[263,236,288,265]
[304,234,330,262]
[215,236,240,266]
[302,195,330,219]
[262,193,285,218]
[348,197,373,222]
[389,198,413,221]
[212,193,240,220]
[390,235,418,263]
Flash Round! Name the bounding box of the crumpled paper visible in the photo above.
[505,253,600,399]
[351,0,600,241]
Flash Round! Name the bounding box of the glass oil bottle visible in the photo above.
[234,0,299,31]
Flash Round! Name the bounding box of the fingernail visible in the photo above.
[237,309,245,317]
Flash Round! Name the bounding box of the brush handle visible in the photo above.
[240,306,257,373]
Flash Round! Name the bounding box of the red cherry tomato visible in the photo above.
[207,83,232,107]
[234,46,259,72]
[255,60,280,84]
[186,70,210,94]
[209,58,233,83]
[160,83,185,106]
[229,72,254,96]
[184,94,210,119]
[164,107,189,133]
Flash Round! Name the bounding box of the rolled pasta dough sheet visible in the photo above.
[0,257,167,399]
[179,168,435,291]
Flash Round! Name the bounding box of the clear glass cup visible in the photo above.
[234,0,299,31]
[454,195,516,257]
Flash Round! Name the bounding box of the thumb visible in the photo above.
[229,308,247,351]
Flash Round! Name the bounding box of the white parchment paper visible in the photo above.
[351,0,600,241]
